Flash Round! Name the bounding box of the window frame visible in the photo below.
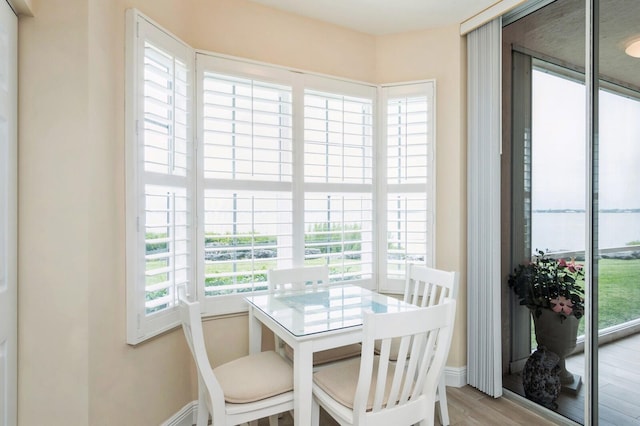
[195,55,379,315]
[377,82,437,294]
[196,54,299,314]
[125,10,196,344]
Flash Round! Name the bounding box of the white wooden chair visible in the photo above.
[268,265,362,365]
[373,264,458,424]
[179,296,294,426]
[311,300,457,426]
[267,265,330,292]
[403,264,458,311]
[400,264,459,426]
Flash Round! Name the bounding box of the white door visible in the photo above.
[0,1,17,425]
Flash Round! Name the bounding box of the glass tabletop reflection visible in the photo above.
[245,284,419,337]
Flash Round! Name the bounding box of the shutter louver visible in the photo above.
[127,11,194,343]
[202,72,293,181]
[141,41,192,317]
[304,193,373,281]
[304,91,373,184]
[304,89,374,282]
[384,88,433,281]
[200,67,293,296]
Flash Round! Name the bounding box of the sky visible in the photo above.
[531,69,640,211]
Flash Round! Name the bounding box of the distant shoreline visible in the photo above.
[533,209,640,213]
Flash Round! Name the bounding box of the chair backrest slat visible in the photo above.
[403,263,459,307]
[268,265,330,292]
[354,300,457,425]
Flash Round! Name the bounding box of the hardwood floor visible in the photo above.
[259,385,558,425]
[503,332,640,425]
[442,386,558,425]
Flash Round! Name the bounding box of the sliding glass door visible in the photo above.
[594,1,640,422]
[503,0,640,424]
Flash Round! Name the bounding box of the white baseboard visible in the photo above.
[444,365,467,388]
[161,401,197,426]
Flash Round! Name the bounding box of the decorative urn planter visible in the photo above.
[532,309,582,391]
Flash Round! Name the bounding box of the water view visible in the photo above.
[532,211,640,253]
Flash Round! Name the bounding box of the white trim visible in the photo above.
[460,0,527,35]
[377,81,436,294]
[161,400,198,426]
[444,365,467,388]
[125,9,197,344]
[194,49,377,91]
[0,2,18,423]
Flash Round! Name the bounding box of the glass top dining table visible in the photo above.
[246,283,418,337]
[245,283,419,425]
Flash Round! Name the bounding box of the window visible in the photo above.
[379,83,435,293]
[126,11,195,343]
[126,10,435,343]
[303,88,374,282]
[197,57,294,308]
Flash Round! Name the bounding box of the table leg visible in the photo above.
[293,341,313,426]
[247,306,261,354]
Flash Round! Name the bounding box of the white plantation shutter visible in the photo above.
[304,193,373,281]
[304,91,374,184]
[380,82,435,293]
[197,56,294,310]
[126,11,195,344]
[303,86,375,284]
[201,72,293,181]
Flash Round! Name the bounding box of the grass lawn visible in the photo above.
[580,258,640,335]
[149,254,640,335]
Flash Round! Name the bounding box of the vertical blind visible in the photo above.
[466,18,503,397]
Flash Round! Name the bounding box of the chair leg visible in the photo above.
[195,394,209,426]
[267,414,279,426]
[437,378,450,426]
[311,398,320,426]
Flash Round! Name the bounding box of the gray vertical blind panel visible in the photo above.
[466,18,503,398]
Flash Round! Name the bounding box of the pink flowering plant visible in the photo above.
[508,249,585,321]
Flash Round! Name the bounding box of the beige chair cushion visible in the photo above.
[284,343,362,365]
[214,350,293,404]
[313,356,406,410]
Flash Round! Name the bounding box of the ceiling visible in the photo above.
[247,0,498,35]
[504,0,640,90]
[247,0,640,89]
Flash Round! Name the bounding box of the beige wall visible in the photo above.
[19,0,91,422]
[17,0,466,424]
[376,26,467,367]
